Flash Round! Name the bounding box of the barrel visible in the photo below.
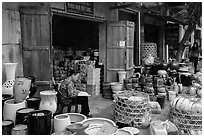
[102,82,113,99]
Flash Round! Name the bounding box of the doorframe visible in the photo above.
[118,8,141,66]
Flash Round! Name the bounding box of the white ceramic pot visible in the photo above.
[13,77,31,103]
[39,90,57,115]
[118,71,126,83]
[110,82,123,91]
[54,114,71,132]
[3,99,26,123]
[2,63,18,95]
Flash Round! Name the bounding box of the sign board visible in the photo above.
[65,2,94,15]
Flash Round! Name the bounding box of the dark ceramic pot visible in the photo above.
[27,110,52,135]
[16,108,35,125]
[26,97,41,110]
[169,60,179,71]
[160,62,169,70]
[2,120,14,135]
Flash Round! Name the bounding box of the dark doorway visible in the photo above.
[52,14,99,50]
[144,23,160,57]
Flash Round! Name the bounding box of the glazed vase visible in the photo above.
[13,77,31,103]
[3,99,26,123]
[39,90,58,115]
[2,63,18,95]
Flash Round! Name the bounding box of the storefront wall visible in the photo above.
[2,2,166,84]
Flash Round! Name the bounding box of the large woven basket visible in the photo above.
[140,43,157,59]
[113,90,150,129]
[169,107,202,135]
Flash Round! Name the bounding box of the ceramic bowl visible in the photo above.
[82,118,116,127]
[112,90,123,94]
[114,129,133,135]
[66,123,89,135]
[110,82,123,91]
[51,131,73,135]
[84,124,117,135]
[65,113,87,124]
[122,127,140,135]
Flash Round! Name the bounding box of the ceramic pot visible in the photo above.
[54,114,71,132]
[2,63,18,95]
[3,99,26,123]
[39,90,57,115]
[157,70,167,77]
[2,94,13,116]
[27,110,52,135]
[118,71,127,83]
[26,97,41,109]
[15,108,35,125]
[11,124,28,135]
[13,77,31,103]
[160,62,169,70]
[169,59,179,71]
[2,120,14,135]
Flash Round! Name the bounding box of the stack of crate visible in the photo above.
[86,68,100,97]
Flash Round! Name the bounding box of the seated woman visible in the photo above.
[56,72,92,117]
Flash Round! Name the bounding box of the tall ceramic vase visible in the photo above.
[39,90,58,115]
[13,77,31,103]
[2,63,18,95]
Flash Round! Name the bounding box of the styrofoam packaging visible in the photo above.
[150,120,167,135]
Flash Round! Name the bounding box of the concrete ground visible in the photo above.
[85,94,170,135]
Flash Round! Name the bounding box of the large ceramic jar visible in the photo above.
[13,77,31,103]
[2,63,18,95]
[39,90,57,115]
[27,110,52,135]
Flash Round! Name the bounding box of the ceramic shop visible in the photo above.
[2,2,202,135]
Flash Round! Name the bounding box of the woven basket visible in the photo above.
[169,107,202,135]
[140,43,157,59]
[113,90,150,129]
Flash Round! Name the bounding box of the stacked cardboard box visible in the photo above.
[87,68,100,97]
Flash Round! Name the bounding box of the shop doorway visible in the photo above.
[144,23,161,60]
[52,14,99,51]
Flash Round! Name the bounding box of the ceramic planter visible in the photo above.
[2,63,18,95]
[11,124,28,135]
[3,99,26,123]
[39,90,57,115]
[54,114,71,132]
[13,77,31,103]
[27,110,52,135]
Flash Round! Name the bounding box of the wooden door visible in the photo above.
[106,21,134,82]
[20,4,52,87]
